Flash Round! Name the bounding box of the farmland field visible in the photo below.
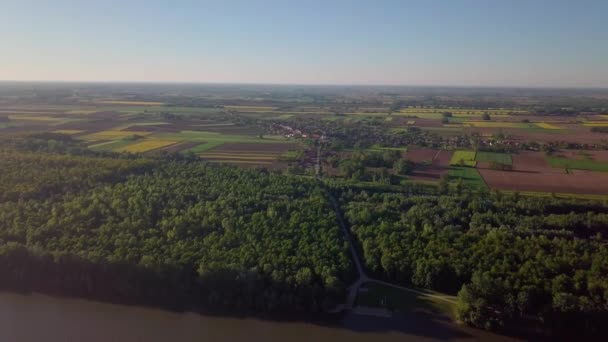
[3,83,608,339]
[475,152,512,165]
[450,151,476,167]
[81,130,152,141]
[117,140,178,153]
[198,142,301,169]
[448,166,488,190]
[547,156,608,172]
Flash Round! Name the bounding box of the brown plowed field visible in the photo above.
[408,149,453,181]
[404,148,437,163]
[479,151,608,194]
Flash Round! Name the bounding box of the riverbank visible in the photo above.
[0,291,517,341]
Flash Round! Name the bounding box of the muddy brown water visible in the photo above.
[0,292,516,342]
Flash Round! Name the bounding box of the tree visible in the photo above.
[394,159,414,175]
[482,112,491,121]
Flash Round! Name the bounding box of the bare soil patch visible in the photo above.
[479,151,608,194]
[409,149,453,182]
[404,148,437,163]
[478,168,608,195]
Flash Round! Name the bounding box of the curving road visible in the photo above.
[315,143,456,311]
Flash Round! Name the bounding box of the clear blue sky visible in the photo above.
[1,0,607,87]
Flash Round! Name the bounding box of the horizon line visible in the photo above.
[0,79,607,91]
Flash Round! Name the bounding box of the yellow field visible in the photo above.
[53,130,84,135]
[95,100,165,106]
[535,122,561,129]
[584,122,608,127]
[117,140,178,153]
[81,130,152,141]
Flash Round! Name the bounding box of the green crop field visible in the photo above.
[547,156,608,172]
[448,166,488,190]
[186,141,226,153]
[475,152,512,165]
[450,151,476,167]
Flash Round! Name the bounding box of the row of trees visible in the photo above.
[336,186,608,336]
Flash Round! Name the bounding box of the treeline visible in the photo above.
[0,143,354,315]
[335,186,608,336]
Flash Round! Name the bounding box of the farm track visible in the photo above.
[316,145,456,313]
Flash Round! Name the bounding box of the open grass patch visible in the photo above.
[547,156,608,172]
[450,151,476,167]
[357,282,456,318]
[475,152,512,165]
[448,166,488,190]
[186,141,225,153]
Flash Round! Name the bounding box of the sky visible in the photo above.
[1,0,607,87]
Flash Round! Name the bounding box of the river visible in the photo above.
[0,292,516,341]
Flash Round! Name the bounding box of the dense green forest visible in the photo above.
[336,185,608,334]
[0,138,354,314]
[2,134,608,337]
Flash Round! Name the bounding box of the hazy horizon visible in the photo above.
[2,0,607,87]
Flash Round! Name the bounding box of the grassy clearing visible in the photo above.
[448,167,488,190]
[475,152,512,165]
[450,151,477,167]
[547,156,608,172]
[279,150,303,161]
[357,282,456,318]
